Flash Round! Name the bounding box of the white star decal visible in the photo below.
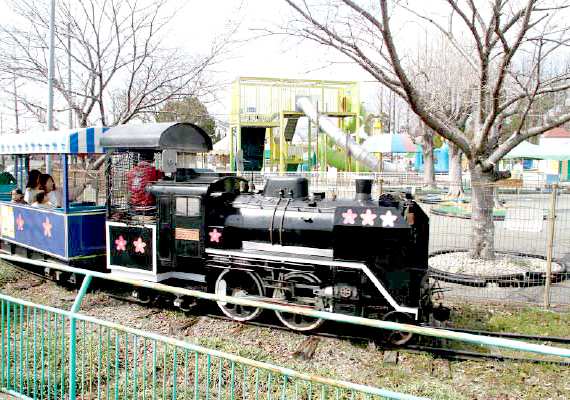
[360,209,377,226]
[380,210,398,227]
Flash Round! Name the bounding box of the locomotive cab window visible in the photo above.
[176,197,201,216]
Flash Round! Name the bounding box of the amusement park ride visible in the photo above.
[228,77,364,173]
[0,90,447,338]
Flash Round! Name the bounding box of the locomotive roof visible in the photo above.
[100,122,212,152]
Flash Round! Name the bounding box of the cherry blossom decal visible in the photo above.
[360,209,377,226]
[209,228,222,243]
[380,210,398,228]
[16,214,24,231]
[42,217,52,237]
[133,237,147,254]
[341,209,357,225]
[115,235,127,251]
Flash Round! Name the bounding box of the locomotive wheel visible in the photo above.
[273,272,324,331]
[131,288,153,304]
[382,311,414,346]
[215,269,264,321]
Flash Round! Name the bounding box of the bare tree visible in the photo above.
[0,0,237,128]
[418,123,436,187]
[284,0,570,259]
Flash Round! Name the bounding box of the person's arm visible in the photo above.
[68,183,87,202]
[48,190,63,207]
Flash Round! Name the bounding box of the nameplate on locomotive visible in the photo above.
[175,228,200,241]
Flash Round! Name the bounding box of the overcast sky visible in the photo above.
[0,0,384,132]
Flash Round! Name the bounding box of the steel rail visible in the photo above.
[1,252,570,359]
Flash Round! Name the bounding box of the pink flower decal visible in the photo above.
[16,214,24,231]
[133,237,147,254]
[341,209,358,225]
[360,209,377,226]
[115,235,127,251]
[42,217,52,237]
[209,228,222,243]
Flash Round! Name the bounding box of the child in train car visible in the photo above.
[24,169,42,204]
[127,151,162,213]
[40,173,88,208]
[31,191,53,208]
[10,188,26,203]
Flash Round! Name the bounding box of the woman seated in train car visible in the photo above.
[10,188,26,204]
[31,191,53,208]
[40,173,88,208]
[24,169,42,204]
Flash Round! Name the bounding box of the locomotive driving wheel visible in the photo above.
[273,272,324,331]
[382,311,414,346]
[215,269,264,321]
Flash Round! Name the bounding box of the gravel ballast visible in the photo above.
[429,251,564,276]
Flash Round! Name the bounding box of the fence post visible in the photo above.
[69,275,92,400]
[544,184,558,308]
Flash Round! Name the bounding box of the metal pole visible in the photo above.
[68,275,92,400]
[13,72,19,134]
[279,111,285,176]
[46,0,56,175]
[67,23,73,129]
[62,155,69,213]
[307,118,311,170]
[315,102,319,172]
[544,184,558,308]
[355,82,360,173]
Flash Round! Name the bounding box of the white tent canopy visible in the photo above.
[504,140,570,161]
[0,127,107,154]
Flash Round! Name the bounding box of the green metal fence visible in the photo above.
[2,257,570,400]
[1,278,428,400]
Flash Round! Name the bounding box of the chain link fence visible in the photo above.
[244,171,570,309]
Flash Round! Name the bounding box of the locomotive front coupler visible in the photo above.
[430,303,451,322]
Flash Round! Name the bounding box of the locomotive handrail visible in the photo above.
[1,251,570,360]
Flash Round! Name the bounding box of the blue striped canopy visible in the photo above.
[0,127,107,154]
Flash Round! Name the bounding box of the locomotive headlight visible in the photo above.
[337,285,355,299]
[316,285,357,299]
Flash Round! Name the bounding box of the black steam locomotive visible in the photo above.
[0,123,439,342]
[101,123,437,338]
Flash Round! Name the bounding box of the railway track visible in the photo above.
[5,262,570,366]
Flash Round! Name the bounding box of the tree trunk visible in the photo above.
[421,126,435,188]
[447,142,463,197]
[468,161,495,260]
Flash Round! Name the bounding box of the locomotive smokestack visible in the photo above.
[355,178,372,202]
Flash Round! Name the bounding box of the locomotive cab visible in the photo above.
[100,122,214,282]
